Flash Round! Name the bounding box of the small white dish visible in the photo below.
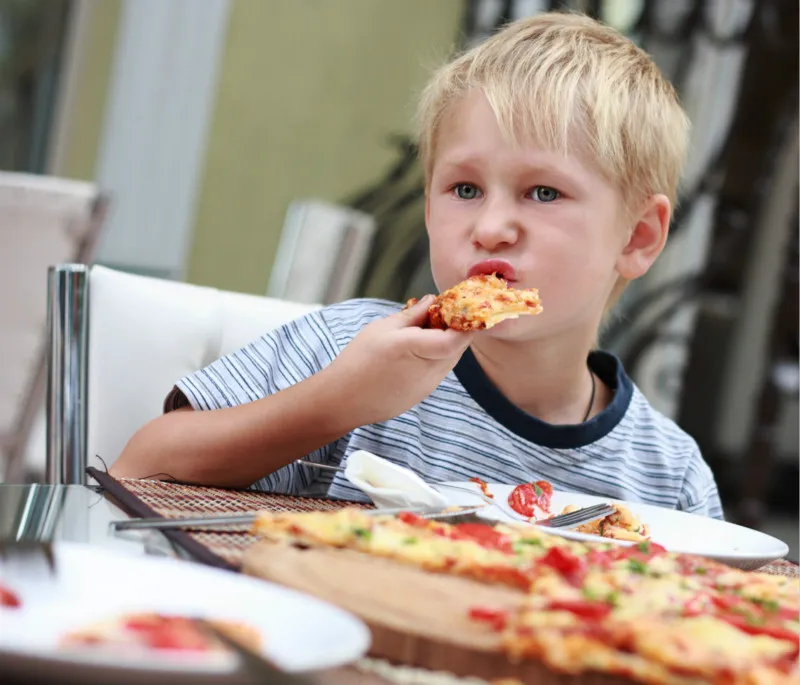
[0,542,371,684]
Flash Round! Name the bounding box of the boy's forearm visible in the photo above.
[110,368,356,488]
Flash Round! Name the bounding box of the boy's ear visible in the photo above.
[616,194,671,280]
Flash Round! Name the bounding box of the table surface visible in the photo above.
[1,483,796,685]
[0,483,471,685]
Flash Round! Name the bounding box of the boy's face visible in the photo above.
[425,90,642,342]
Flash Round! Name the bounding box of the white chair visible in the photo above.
[0,172,108,482]
[42,264,320,483]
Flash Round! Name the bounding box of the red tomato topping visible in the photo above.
[125,615,209,651]
[397,511,430,528]
[547,599,613,621]
[507,481,553,518]
[478,565,533,590]
[0,584,21,608]
[721,614,800,647]
[590,541,667,568]
[538,546,587,585]
[468,606,509,631]
[450,523,513,554]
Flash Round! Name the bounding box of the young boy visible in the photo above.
[111,12,723,519]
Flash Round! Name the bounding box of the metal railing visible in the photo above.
[45,263,90,485]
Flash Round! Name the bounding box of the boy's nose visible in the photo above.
[471,204,520,251]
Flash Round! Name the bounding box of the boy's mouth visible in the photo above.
[467,259,517,282]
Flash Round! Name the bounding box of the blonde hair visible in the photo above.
[416,12,691,211]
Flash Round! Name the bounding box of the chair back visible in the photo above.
[43,264,319,482]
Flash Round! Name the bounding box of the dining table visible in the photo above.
[2,479,798,685]
[0,481,493,685]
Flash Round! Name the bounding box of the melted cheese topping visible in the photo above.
[428,274,543,331]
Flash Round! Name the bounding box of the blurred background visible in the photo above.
[0,0,797,556]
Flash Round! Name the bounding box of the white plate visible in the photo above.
[0,542,370,684]
[434,482,789,571]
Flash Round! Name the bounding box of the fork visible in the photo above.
[536,503,615,529]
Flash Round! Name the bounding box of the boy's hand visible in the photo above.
[325,295,474,426]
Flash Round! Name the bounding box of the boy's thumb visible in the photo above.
[396,294,435,327]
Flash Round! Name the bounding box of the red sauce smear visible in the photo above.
[0,583,21,608]
[469,477,494,499]
[508,480,553,518]
[547,599,613,621]
[124,615,212,651]
[468,606,509,631]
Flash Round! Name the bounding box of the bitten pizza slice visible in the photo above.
[407,274,543,331]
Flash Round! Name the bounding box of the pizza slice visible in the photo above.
[61,612,261,654]
[249,508,799,685]
[407,274,543,331]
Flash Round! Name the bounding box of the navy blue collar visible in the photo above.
[453,348,633,449]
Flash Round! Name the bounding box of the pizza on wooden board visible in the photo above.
[406,274,543,331]
[250,508,799,685]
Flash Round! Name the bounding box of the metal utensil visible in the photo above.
[193,618,314,684]
[537,503,616,529]
[109,504,487,532]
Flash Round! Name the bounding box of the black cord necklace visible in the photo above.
[582,371,597,423]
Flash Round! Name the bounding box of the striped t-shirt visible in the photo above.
[166,298,724,519]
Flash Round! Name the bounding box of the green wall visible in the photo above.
[55,0,121,180]
[186,0,463,294]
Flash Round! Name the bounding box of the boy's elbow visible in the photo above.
[109,427,157,480]
[110,409,190,479]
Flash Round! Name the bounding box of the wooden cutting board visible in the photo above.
[242,543,621,684]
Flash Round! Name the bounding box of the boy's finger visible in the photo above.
[407,328,474,361]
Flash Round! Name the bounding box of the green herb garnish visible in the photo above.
[628,558,648,575]
[581,587,600,601]
[752,597,779,613]
[518,538,542,546]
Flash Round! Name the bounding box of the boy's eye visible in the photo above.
[453,183,481,200]
[529,186,561,202]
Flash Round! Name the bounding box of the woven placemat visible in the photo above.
[756,559,799,578]
[87,467,372,569]
[87,468,798,579]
